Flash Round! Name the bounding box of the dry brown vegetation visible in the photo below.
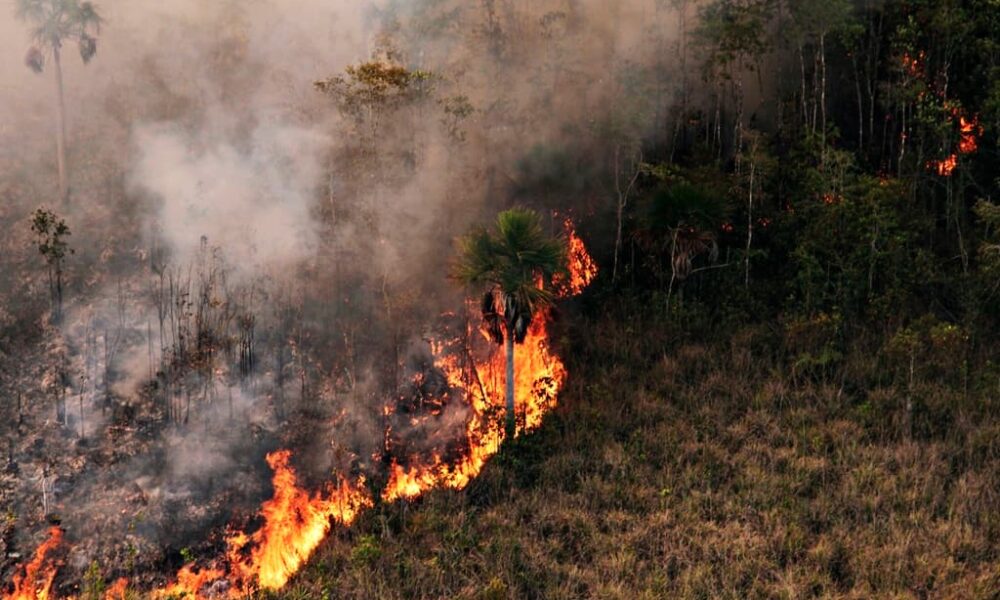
[269,303,1000,599]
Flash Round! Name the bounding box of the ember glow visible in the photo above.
[927,107,983,177]
[3,526,62,600]
[900,51,925,78]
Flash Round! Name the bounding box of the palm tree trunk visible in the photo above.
[505,331,515,439]
[52,44,68,204]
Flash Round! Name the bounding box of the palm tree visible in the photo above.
[16,0,103,204]
[454,208,566,439]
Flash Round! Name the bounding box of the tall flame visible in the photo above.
[555,218,599,297]
[225,450,371,592]
[3,526,63,600]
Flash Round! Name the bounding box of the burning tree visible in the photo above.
[15,0,103,204]
[453,208,567,438]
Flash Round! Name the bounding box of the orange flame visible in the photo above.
[555,218,598,297]
[103,578,129,600]
[383,315,567,502]
[152,564,225,599]
[3,526,63,600]
[957,114,981,154]
[931,154,958,177]
[225,450,370,592]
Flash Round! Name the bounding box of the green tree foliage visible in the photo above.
[31,208,73,323]
[314,53,434,150]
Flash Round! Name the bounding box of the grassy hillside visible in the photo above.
[273,301,1000,600]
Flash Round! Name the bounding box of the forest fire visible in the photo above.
[4,222,595,599]
[383,218,595,502]
[3,527,62,600]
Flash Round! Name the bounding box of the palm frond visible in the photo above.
[453,226,501,285]
[454,208,568,344]
[15,0,103,53]
[14,0,47,22]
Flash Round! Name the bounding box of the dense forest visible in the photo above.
[0,0,998,598]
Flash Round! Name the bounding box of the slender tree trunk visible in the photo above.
[613,146,623,283]
[55,261,63,323]
[667,226,680,307]
[505,331,515,439]
[40,467,49,516]
[613,146,641,284]
[799,42,808,128]
[746,161,755,288]
[715,84,723,158]
[820,32,827,151]
[906,349,914,440]
[732,65,744,167]
[811,48,820,134]
[52,44,68,204]
[853,55,864,152]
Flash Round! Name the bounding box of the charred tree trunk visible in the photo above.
[238,313,255,381]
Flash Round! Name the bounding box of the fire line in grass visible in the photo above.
[3,218,597,599]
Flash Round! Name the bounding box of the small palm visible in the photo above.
[454,208,566,438]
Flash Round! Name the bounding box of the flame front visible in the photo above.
[225,450,371,592]
[384,315,566,501]
[3,526,62,600]
[154,450,371,598]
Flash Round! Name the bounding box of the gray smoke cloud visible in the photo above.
[0,0,684,588]
[130,122,327,270]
